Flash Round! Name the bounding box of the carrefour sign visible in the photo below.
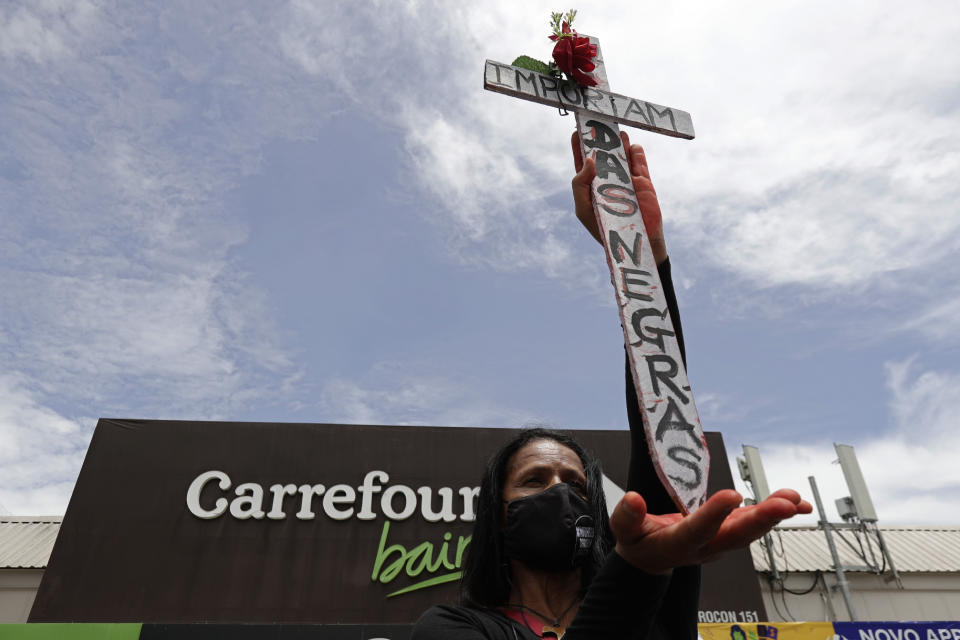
[185,470,479,523]
[31,418,761,624]
[185,468,478,596]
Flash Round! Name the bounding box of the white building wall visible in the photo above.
[759,572,960,622]
[0,569,43,623]
[2,569,958,624]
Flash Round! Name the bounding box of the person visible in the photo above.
[411,132,812,640]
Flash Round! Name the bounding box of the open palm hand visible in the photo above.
[609,489,812,574]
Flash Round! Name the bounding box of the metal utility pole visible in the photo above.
[809,476,858,621]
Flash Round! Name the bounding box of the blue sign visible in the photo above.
[834,622,960,640]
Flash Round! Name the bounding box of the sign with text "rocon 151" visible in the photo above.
[30,419,765,627]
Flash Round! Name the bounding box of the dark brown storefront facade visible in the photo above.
[29,419,766,636]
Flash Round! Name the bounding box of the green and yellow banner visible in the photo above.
[700,622,836,640]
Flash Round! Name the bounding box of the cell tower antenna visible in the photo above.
[737,445,778,582]
[737,445,771,502]
[834,444,877,522]
[832,444,902,588]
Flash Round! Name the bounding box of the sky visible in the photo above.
[1,0,958,526]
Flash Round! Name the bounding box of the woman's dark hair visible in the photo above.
[459,427,615,608]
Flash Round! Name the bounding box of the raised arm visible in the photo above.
[570,130,810,558]
[571,129,684,510]
[568,131,811,639]
[571,130,698,639]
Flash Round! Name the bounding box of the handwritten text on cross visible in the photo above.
[483,61,694,139]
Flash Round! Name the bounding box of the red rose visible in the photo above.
[549,21,597,86]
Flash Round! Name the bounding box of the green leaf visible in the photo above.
[511,55,552,75]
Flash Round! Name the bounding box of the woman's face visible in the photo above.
[502,438,589,507]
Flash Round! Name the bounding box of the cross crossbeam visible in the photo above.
[483,60,695,139]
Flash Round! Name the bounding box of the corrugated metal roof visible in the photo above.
[751,525,960,573]
[3,517,958,573]
[0,516,61,569]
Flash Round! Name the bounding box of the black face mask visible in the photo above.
[503,482,595,572]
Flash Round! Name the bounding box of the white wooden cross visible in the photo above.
[484,37,708,513]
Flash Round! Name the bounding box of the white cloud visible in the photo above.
[319,361,536,429]
[276,1,960,297]
[2,7,370,363]
[0,374,91,513]
[0,1,101,64]
[276,1,605,283]
[0,3,347,511]
[697,392,771,428]
[729,358,960,525]
[899,293,960,348]
[612,3,960,290]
